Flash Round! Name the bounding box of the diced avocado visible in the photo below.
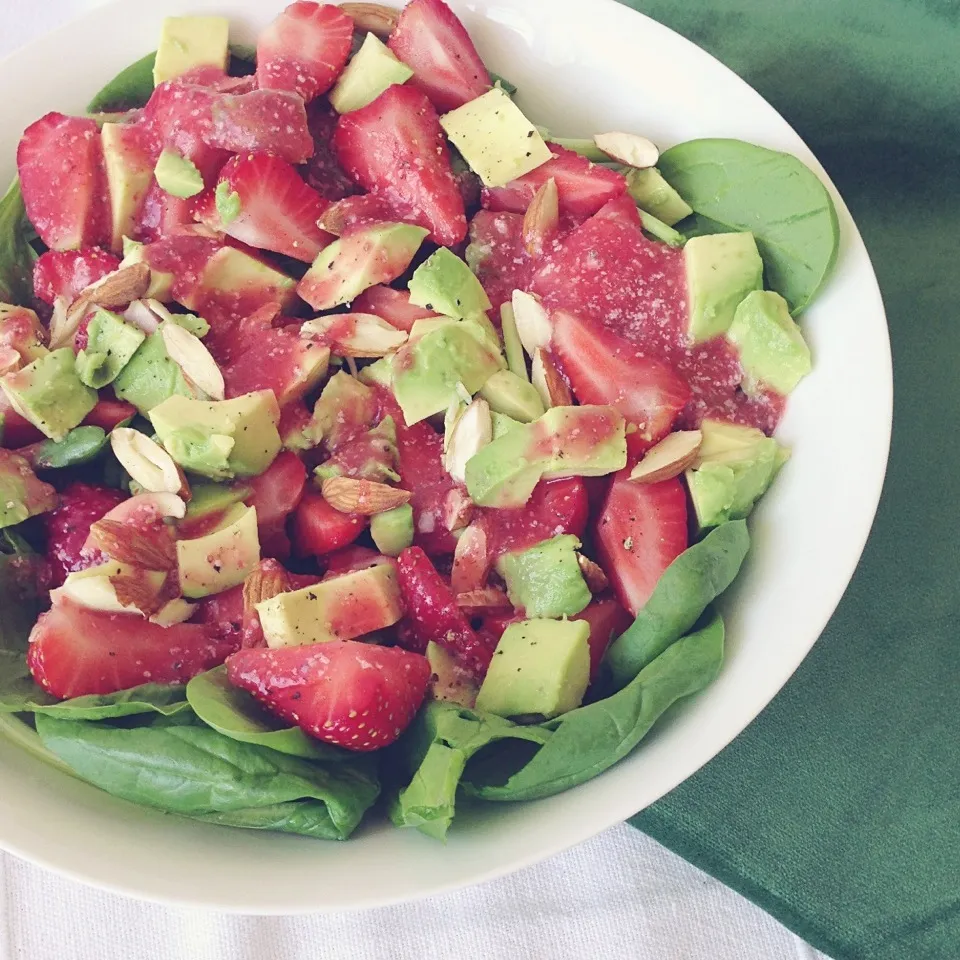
[169,312,210,338]
[370,503,415,557]
[150,390,282,480]
[112,324,196,416]
[499,302,528,382]
[479,369,544,423]
[426,641,478,709]
[179,480,252,536]
[0,349,98,442]
[409,317,457,342]
[0,448,57,529]
[358,356,393,390]
[316,416,399,484]
[256,564,404,646]
[475,618,590,719]
[491,411,522,439]
[684,232,763,343]
[727,290,812,394]
[392,319,505,425]
[309,372,377,449]
[176,502,260,599]
[153,15,230,85]
[329,32,413,114]
[154,149,204,199]
[181,246,297,314]
[408,248,492,322]
[496,534,591,619]
[625,167,693,226]
[440,88,553,188]
[297,223,429,311]
[56,560,167,615]
[101,123,154,253]
[75,309,146,389]
[0,305,47,370]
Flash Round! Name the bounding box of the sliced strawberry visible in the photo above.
[27,596,237,699]
[550,309,689,453]
[317,194,397,236]
[227,640,430,751]
[82,397,137,432]
[467,209,533,314]
[334,85,467,246]
[17,113,109,251]
[572,594,633,680]
[141,82,228,179]
[32,248,120,305]
[244,451,308,559]
[207,89,314,164]
[322,426,397,483]
[293,489,366,557]
[207,152,332,262]
[323,545,393,578]
[387,0,491,113]
[303,99,362,201]
[0,394,43,448]
[350,285,440,332]
[196,581,245,644]
[594,473,687,617]
[257,2,354,102]
[395,546,496,675]
[483,146,626,221]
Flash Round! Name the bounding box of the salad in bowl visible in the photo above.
[0,0,838,843]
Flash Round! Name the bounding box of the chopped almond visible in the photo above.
[522,177,559,256]
[321,476,412,515]
[340,2,399,38]
[531,349,572,408]
[629,430,703,483]
[594,132,660,169]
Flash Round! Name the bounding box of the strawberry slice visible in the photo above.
[323,545,395,578]
[208,89,314,164]
[467,209,534,314]
[244,451,308,559]
[0,394,42,447]
[483,146,627,221]
[82,397,137,432]
[293,489,367,557]
[27,596,237,699]
[550,309,689,453]
[227,640,430,751]
[303,100,362,200]
[572,594,633,679]
[334,85,467,246]
[387,0,491,113]
[594,473,688,616]
[350,285,440,332]
[32,248,120,305]
[257,2,354,102]
[17,113,109,251]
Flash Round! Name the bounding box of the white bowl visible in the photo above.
[0,0,891,912]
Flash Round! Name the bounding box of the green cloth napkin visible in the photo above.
[623,2,960,958]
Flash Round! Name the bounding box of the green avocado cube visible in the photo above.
[408,248,492,321]
[76,309,146,389]
[176,503,260,599]
[475,618,591,719]
[154,149,204,199]
[370,503,415,557]
[329,32,413,114]
[496,534,591,619]
[0,448,57,529]
[153,16,230,85]
[479,369,545,423]
[491,411,522,439]
[625,167,693,226]
[112,324,196,416]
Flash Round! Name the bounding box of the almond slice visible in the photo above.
[80,262,151,310]
[531,348,572,408]
[577,554,609,593]
[511,290,552,357]
[593,132,660,169]
[87,519,178,571]
[123,299,162,335]
[451,523,490,594]
[629,430,703,483]
[302,313,408,357]
[444,397,491,484]
[161,322,225,400]
[456,587,512,610]
[47,296,71,350]
[243,560,292,615]
[340,2,399,37]
[321,476,412,515]
[442,487,475,532]
[110,568,171,618]
[111,427,186,496]
[522,177,559,257]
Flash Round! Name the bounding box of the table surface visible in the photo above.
[0,2,830,957]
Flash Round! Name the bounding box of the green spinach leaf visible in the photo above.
[17,683,190,720]
[658,138,840,313]
[86,53,156,113]
[0,650,57,713]
[0,180,36,306]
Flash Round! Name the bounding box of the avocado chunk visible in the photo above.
[182,481,252,528]
[440,87,553,188]
[426,641,478,709]
[491,411,522,439]
[101,123,154,254]
[297,223,429,311]
[684,232,763,343]
[0,449,57,529]
[150,390,282,480]
[181,246,297,315]
[153,15,230,85]
[498,302,528,382]
[0,304,47,370]
[154,149,204,199]
[727,290,812,394]
[408,248,492,321]
[475,618,590,719]
[112,323,196,416]
[329,32,414,114]
[465,405,626,508]
[496,534,591,619]
[370,503,415,557]
[625,167,693,226]
[176,503,260,599]
[392,319,505,425]
[1,349,98,442]
[75,309,146,389]
[309,372,377,449]
[256,564,404,647]
[358,355,393,391]
[123,241,175,302]
[56,560,169,615]
[479,369,545,423]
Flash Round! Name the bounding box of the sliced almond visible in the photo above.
[47,296,71,349]
[444,397,492,484]
[340,2,399,37]
[0,346,21,376]
[511,290,552,357]
[594,132,660,169]
[88,519,177,571]
[161,322,225,400]
[629,430,703,484]
[110,568,171,618]
[111,427,186,496]
[451,523,490,594]
[58,263,153,346]
[81,492,187,560]
[531,349,572,408]
[302,313,408,357]
[577,554,609,593]
[456,587,512,610]
[123,299,162,335]
[316,201,353,237]
[321,476,412,515]
[522,177,559,257]
[243,560,292,615]
[442,487,475,533]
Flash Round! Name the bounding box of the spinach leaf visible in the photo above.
[603,520,749,691]
[34,714,380,840]
[0,550,43,656]
[186,666,347,761]
[0,650,57,713]
[0,180,36,306]
[658,138,840,313]
[87,53,156,113]
[24,683,190,720]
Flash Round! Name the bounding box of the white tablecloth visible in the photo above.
[0,2,829,957]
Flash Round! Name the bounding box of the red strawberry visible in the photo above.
[350,284,439,332]
[141,81,228,178]
[17,113,109,251]
[227,640,430,751]
[467,210,533,314]
[483,146,627,221]
[207,89,314,164]
[594,473,688,616]
[0,394,43,447]
[257,2,354,102]
[244,451,308,559]
[303,100,361,201]
[387,0,491,113]
[572,594,633,679]
[206,152,333,262]
[395,546,496,675]
[42,483,127,587]
[27,596,237,699]
[549,309,689,453]
[32,248,120,305]
[317,194,398,236]
[334,85,467,246]
[323,545,394,578]
[82,397,137,432]
[293,489,367,557]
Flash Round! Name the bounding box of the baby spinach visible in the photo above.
[0,180,36,306]
[24,684,189,720]
[0,650,57,713]
[658,138,840,313]
[603,520,749,691]
[86,52,156,113]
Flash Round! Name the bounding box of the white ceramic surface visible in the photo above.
[0,0,891,913]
